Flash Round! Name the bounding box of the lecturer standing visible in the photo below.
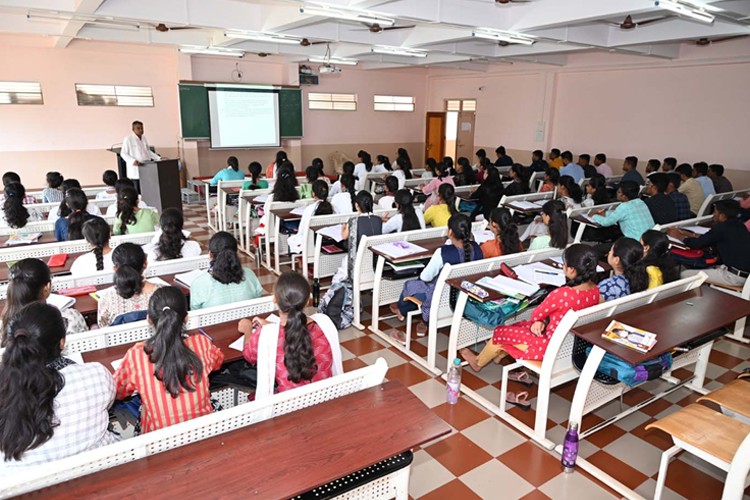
[120,120,160,194]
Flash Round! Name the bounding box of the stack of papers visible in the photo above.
[477,275,540,299]
[148,277,171,287]
[5,232,42,246]
[228,314,281,352]
[46,293,76,311]
[317,224,345,242]
[577,213,598,224]
[472,230,495,245]
[511,201,545,211]
[683,226,710,235]
[514,262,567,287]
[174,269,206,288]
[290,206,307,216]
[373,241,428,259]
[253,195,269,204]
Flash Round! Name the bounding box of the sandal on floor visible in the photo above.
[739,368,750,380]
[415,321,428,337]
[389,303,404,322]
[389,329,407,344]
[506,391,532,411]
[508,371,534,387]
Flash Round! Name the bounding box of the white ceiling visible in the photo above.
[2,0,750,70]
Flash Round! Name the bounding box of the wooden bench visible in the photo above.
[499,191,555,216]
[0,231,155,263]
[696,188,749,217]
[0,214,117,237]
[697,379,750,423]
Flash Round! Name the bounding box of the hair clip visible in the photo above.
[162,306,171,311]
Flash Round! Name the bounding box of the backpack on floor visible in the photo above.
[587,346,673,386]
[318,279,354,329]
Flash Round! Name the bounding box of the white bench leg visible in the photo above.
[726,316,749,344]
[393,465,410,500]
[654,445,681,500]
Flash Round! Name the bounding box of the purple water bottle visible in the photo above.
[561,422,579,472]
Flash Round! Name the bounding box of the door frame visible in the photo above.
[425,112,446,162]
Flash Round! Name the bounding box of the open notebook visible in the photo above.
[174,269,206,288]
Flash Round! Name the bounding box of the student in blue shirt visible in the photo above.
[209,156,245,186]
[560,151,584,184]
[621,156,645,186]
[692,162,716,198]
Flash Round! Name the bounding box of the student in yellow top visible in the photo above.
[640,230,679,289]
[548,148,564,169]
[113,186,159,235]
[423,183,457,227]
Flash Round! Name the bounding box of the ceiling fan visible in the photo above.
[354,22,415,33]
[300,38,328,47]
[152,23,200,32]
[696,35,749,45]
[617,15,665,29]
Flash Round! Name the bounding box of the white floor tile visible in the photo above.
[460,459,534,499]
[358,348,407,368]
[410,378,451,409]
[603,433,663,477]
[539,470,617,500]
[634,478,688,500]
[462,417,527,457]
[408,449,455,498]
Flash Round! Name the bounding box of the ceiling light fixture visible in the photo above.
[472,28,535,45]
[300,4,395,26]
[654,0,715,23]
[179,46,244,57]
[224,31,301,44]
[308,56,358,65]
[371,45,428,58]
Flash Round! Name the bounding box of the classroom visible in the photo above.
[0,0,749,498]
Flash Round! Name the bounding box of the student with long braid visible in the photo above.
[598,237,649,302]
[143,208,201,262]
[481,207,522,258]
[331,173,357,214]
[70,217,113,276]
[54,188,100,241]
[424,183,458,228]
[382,189,425,233]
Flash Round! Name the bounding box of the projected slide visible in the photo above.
[208,88,280,148]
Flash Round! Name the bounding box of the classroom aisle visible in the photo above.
[182,203,749,500]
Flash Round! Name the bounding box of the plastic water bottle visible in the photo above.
[561,422,579,473]
[312,278,320,307]
[446,358,462,404]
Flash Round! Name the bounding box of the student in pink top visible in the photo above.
[420,162,454,211]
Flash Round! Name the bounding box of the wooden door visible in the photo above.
[425,112,446,162]
[456,111,475,160]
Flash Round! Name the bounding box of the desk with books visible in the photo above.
[1,231,57,247]
[271,206,307,274]
[0,251,85,283]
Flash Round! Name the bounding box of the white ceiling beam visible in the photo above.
[505,53,569,66]
[53,0,107,48]
[607,18,750,46]
[508,0,657,31]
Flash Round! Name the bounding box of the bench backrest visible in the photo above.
[0,214,117,236]
[0,358,388,498]
[10,198,114,217]
[499,191,555,214]
[0,231,156,263]
[567,202,620,243]
[653,215,713,231]
[697,189,747,218]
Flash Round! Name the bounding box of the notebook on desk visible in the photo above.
[174,269,206,288]
[372,241,428,259]
[5,232,42,246]
[476,275,540,299]
[46,293,76,311]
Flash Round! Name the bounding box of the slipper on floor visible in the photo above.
[389,329,407,344]
[508,371,534,387]
[415,322,428,337]
[506,391,531,411]
[739,368,750,380]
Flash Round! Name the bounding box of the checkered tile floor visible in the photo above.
[183,202,750,499]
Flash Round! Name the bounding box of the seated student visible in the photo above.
[443,156,456,176]
[540,167,560,193]
[481,207,522,258]
[421,162,454,211]
[662,157,677,172]
[113,287,224,433]
[143,208,202,262]
[594,153,613,177]
[560,151,584,184]
[670,200,750,288]
[288,181,334,254]
[621,156,645,185]
[470,166,505,219]
[378,176,399,210]
[42,171,64,203]
[98,243,163,327]
[272,162,300,203]
[375,154,392,174]
[675,163,705,215]
[558,175,583,210]
[382,189,425,234]
[591,181,655,241]
[1,183,41,228]
[239,272,333,393]
[0,171,36,204]
[0,302,116,471]
[504,164,531,197]
[242,161,269,190]
[530,149,549,172]
[95,170,118,200]
[1,259,88,341]
[391,157,414,189]
[461,244,600,370]
[692,161,716,198]
[424,183,457,228]
[50,179,102,222]
[640,230,679,288]
[578,154,597,178]
[54,188,102,241]
[390,214,482,337]
[105,178,147,217]
[190,232,263,310]
[209,156,245,186]
[331,173,357,214]
[113,186,159,235]
[71,217,113,276]
[494,146,513,167]
[474,149,487,175]
[393,147,414,172]
[643,173,678,225]
[582,174,610,207]
[526,200,568,251]
[267,151,288,179]
[741,194,750,231]
[312,157,329,182]
[341,191,382,258]
[299,165,320,199]
[353,151,387,192]
[666,173,693,220]
[645,159,661,177]
[598,237,649,302]
[423,157,437,180]
[329,161,355,198]
[454,157,477,186]
[708,164,733,194]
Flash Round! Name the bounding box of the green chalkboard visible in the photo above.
[178,84,303,140]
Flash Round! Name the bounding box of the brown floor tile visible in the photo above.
[621,387,652,407]
[552,380,578,402]
[670,367,693,379]
[419,479,482,500]
[385,362,432,387]
[663,457,725,499]
[339,336,386,356]
[630,419,675,451]
[507,405,555,432]
[638,397,674,417]
[425,433,494,477]
[461,370,491,391]
[432,398,491,430]
[498,441,563,487]
[386,345,413,362]
[342,358,367,372]
[674,391,703,408]
[561,412,604,432]
[585,450,649,490]
[586,422,627,449]
[713,369,741,385]
[708,350,743,369]
[518,490,552,500]
[409,341,428,357]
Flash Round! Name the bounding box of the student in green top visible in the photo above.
[527,200,568,250]
[113,186,159,235]
[242,161,268,191]
[190,231,263,310]
[209,156,245,186]
[299,166,321,199]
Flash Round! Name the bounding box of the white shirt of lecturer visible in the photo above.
[120,122,160,179]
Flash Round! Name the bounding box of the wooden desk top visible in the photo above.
[371,237,445,264]
[2,232,57,247]
[570,213,601,227]
[220,186,243,194]
[446,272,505,303]
[503,201,545,213]
[241,193,269,204]
[571,285,750,365]
[0,252,84,282]
[31,381,450,499]
[271,208,304,222]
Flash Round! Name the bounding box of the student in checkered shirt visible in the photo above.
[0,303,117,474]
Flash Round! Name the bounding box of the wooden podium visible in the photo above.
[140,159,182,213]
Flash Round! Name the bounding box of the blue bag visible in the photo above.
[587,346,673,386]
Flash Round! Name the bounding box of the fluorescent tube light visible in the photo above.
[655,0,715,23]
[224,32,301,44]
[179,46,244,57]
[472,29,535,46]
[308,56,358,66]
[300,5,395,26]
[371,45,427,58]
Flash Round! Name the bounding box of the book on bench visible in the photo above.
[5,232,42,246]
[601,320,657,353]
